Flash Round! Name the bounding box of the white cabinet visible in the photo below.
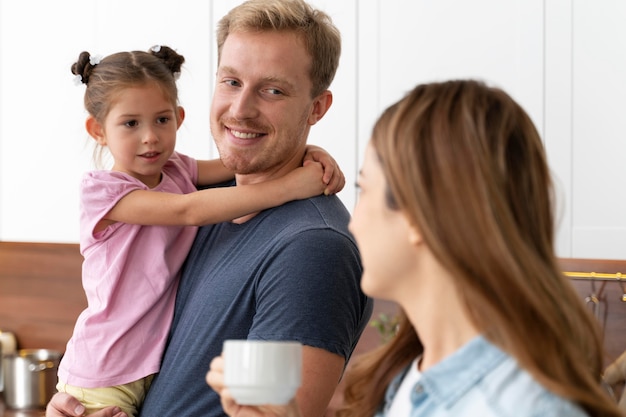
[568,1,626,258]
[1,0,625,259]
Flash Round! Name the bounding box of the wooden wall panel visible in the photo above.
[1,242,624,416]
[0,241,85,352]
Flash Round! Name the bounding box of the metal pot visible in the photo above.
[2,349,61,409]
[0,330,17,392]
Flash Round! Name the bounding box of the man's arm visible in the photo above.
[298,346,344,417]
[239,225,367,416]
[206,346,343,417]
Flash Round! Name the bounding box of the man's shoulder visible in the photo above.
[262,195,352,240]
[278,194,350,227]
[193,194,354,252]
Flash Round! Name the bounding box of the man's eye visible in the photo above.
[266,88,283,95]
[224,79,240,87]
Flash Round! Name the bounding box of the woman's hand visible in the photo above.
[303,145,345,195]
[206,355,302,417]
[45,392,127,417]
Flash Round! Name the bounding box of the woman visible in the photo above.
[208,79,622,416]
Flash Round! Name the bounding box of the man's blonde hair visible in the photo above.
[216,0,341,97]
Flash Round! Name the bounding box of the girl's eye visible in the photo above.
[157,117,169,124]
[124,120,138,128]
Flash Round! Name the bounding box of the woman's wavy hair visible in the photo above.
[338,80,621,417]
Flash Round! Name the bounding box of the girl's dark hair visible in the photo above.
[71,45,184,124]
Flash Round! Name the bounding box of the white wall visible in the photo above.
[1,0,625,259]
[0,0,215,242]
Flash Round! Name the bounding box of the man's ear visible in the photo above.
[176,106,185,129]
[86,116,106,146]
[307,90,333,126]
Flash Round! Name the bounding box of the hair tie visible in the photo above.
[89,54,102,66]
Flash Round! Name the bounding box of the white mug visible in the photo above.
[222,340,302,405]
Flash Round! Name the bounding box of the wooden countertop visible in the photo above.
[0,397,44,417]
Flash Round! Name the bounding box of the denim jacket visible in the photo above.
[375,335,589,417]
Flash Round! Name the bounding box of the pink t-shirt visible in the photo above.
[58,152,199,387]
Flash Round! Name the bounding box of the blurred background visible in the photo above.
[1,0,624,259]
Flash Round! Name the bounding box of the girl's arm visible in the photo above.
[303,145,345,195]
[101,162,326,227]
[196,158,235,186]
[195,146,345,194]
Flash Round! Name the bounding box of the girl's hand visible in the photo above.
[284,162,326,200]
[303,145,345,195]
[206,356,302,417]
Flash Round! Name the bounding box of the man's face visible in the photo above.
[211,30,322,179]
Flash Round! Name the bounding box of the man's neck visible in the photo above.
[234,153,304,186]
[230,156,304,224]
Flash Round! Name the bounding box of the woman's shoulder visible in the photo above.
[472,354,589,417]
[426,337,589,417]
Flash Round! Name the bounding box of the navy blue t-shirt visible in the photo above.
[140,194,372,417]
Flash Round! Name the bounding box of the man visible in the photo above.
[47,1,372,416]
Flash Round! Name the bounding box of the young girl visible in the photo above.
[208,80,623,416]
[57,45,344,417]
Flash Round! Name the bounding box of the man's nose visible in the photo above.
[231,88,259,119]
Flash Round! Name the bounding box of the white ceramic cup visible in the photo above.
[223,340,302,405]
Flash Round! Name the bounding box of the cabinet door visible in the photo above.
[356,0,544,199]
[569,1,626,258]
[360,0,626,258]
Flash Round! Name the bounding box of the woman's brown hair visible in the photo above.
[339,80,621,417]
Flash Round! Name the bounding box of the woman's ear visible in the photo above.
[86,116,106,146]
[408,223,423,247]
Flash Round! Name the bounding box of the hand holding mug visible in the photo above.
[206,340,303,417]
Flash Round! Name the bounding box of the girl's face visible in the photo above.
[87,83,183,188]
[349,143,420,302]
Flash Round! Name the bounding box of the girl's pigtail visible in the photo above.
[149,45,185,79]
[71,51,98,85]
